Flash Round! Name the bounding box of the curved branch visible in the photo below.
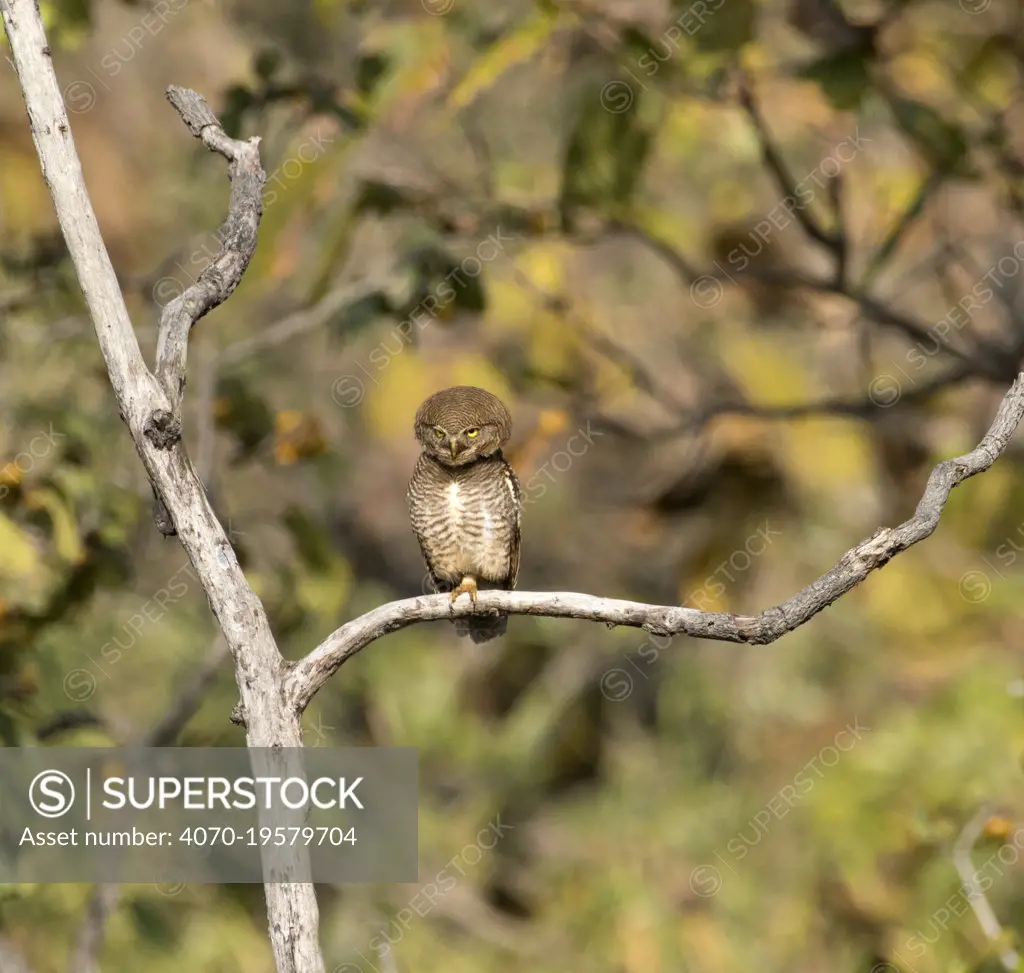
[154,86,264,413]
[617,221,1002,379]
[286,370,1024,715]
[752,268,993,372]
[954,805,1021,972]
[677,362,974,431]
[737,76,840,255]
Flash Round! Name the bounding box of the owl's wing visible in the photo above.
[416,536,450,594]
[503,461,522,589]
[407,474,451,594]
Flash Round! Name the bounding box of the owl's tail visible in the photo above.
[453,614,508,644]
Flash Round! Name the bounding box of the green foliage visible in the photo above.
[559,81,655,230]
[885,93,974,177]
[798,49,873,110]
[687,0,757,53]
[213,375,275,463]
[331,289,393,338]
[38,0,91,48]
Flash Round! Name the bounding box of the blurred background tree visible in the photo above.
[1,0,1023,970]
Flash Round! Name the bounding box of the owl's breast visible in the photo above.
[408,456,517,584]
[446,480,463,521]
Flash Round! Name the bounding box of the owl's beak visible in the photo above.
[450,440,459,459]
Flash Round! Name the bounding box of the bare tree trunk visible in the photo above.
[0,5,324,972]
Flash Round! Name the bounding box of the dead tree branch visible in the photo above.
[154,86,263,413]
[954,806,1021,971]
[737,76,842,257]
[676,363,974,431]
[285,369,1024,714]
[0,3,324,971]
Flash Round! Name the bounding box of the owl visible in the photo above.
[407,386,522,644]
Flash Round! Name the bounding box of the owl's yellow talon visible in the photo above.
[450,577,478,604]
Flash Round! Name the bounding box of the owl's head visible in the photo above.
[414,386,512,467]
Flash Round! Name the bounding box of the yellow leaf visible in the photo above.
[619,906,661,973]
[715,331,873,493]
[0,513,43,582]
[0,145,55,245]
[537,409,569,436]
[446,9,565,112]
[681,570,728,613]
[984,815,1014,840]
[709,178,758,224]
[862,555,959,639]
[876,170,927,226]
[367,355,438,441]
[0,460,23,488]
[276,411,304,435]
[519,240,566,294]
[782,419,873,494]
[587,345,641,408]
[528,315,578,376]
[275,443,299,465]
[273,412,326,465]
[628,204,702,256]
[482,277,534,336]
[295,563,352,619]
[967,41,1016,106]
[718,331,810,406]
[23,486,85,565]
[889,51,951,101]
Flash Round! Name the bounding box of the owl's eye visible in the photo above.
[434,428,445,439]
[465,428,479,438]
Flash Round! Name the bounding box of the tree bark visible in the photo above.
[0,4,324,972]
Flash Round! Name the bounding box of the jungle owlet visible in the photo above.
[407,386,522,644]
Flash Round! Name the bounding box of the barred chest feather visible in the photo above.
[408,453,519,585]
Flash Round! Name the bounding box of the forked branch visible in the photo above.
[0,3,323,971]
[154,86,263,412]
